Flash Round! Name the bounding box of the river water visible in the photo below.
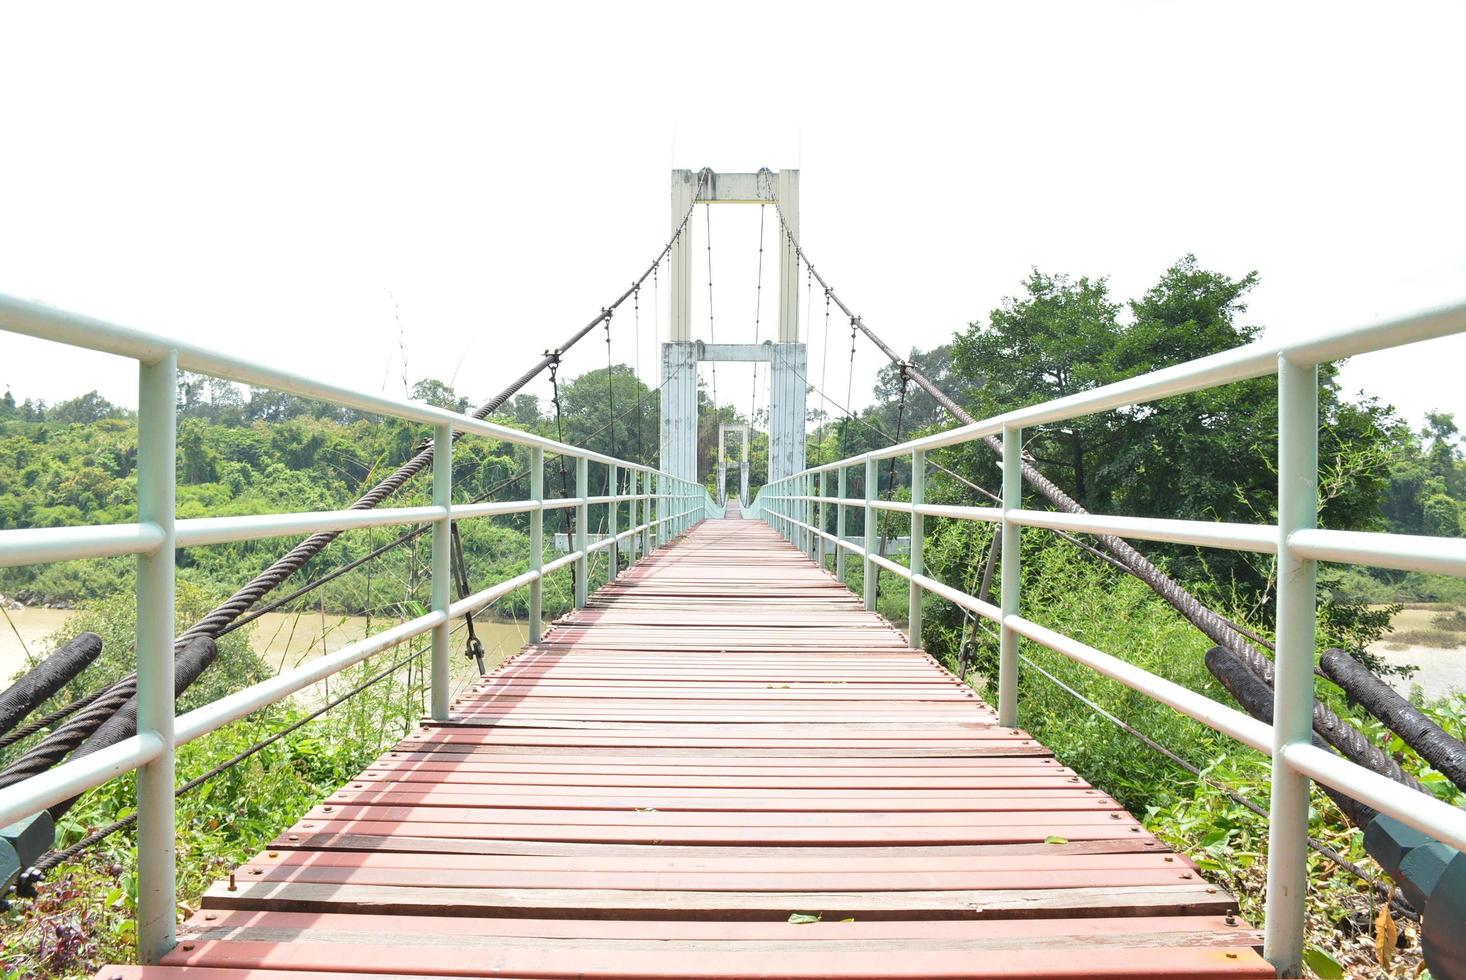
[1,606,528,690]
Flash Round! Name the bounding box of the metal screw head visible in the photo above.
[1225,913,1238,926]
[181,943,196,951]
[204,913,217,921]
[267,852,278,858]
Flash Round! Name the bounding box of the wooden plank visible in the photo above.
[200,880,1240,919]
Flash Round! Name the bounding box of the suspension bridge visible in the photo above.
[0,168,1464,979]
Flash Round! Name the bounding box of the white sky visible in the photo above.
[1,1,1463,437]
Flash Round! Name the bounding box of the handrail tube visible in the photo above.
[1289,528,1466,576]
[1282,742,1466,853]
[175,506,448,548]
[783,299,1466,476]
[915,504,1001,523]
[1008,509,1278,554]
[450,569,539,619]
[869,551,911,580]
[541,551,580,577]
[452,500,542,519]
[0,733,163,829]
[911,571,1001,623]
[174,611,446,744]
[0,522,166,567]
[0,294,673,474]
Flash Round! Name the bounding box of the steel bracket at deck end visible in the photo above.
[1,810,55,895]
[1365,814,1466,978]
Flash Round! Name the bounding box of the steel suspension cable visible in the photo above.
[818,282,831,460]
[704,204,717,408]
[749,204,766,424]
[634,283,644,461]
[603,310,616,458]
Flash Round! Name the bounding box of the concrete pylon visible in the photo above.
[661,170,804,487]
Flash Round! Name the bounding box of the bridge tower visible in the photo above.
[660,168,806,489]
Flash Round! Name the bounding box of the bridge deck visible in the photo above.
[103,520,1271,979]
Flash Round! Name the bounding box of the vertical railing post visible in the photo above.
[784,480,792,544]
[998,425,1021,727]
[863,457,877,611]
[797,474,806,555]
[909,449,925,650]
[136,350,177,965]
[628,470,638,567]
[1263,356,1319,976]
[644,470,653,554]
[656,473,666,547]
[836,467,847,582]
[608,463,619,581]
[430,423,452,722]
[529,446,544,643]
[574,456,588,608]
[650,473,658,547]
[817,470,827,570]
[807,472,816,559]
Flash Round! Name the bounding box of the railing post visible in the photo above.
[529,446,544,643]
[136,350,177,965]
[643,471,652,554]
[863,457,877,611]
[909,449,925,650]
[430,423,452,721]
[1263,356,1319,976]
[809,472,820,557]
[574,456,588,607]
[608,463,619,581]
[817,470,827,570]
[783,480,792,544]
[836,467,847,582]
[656,473,666,547]
[627,470,638,567]
[998,425,1022,727]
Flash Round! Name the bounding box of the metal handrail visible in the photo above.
[751,296,1466,971]
[0,292,720,962]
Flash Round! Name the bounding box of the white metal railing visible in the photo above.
[751,297,1466,975]
[0,292,718,962]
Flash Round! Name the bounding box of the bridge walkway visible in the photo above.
[105,519,1271,979]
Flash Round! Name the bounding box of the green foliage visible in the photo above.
[946,256,1403,629]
